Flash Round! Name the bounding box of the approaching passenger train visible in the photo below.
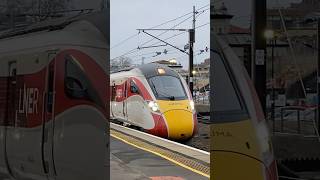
[211,33,279,180]
[0,12,108,180]
[110,63,197,140]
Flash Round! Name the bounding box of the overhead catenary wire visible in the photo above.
[146,7,210,48]
[111,14,196,60]
[138,14,195,48]
[126,22,210,62]
[126,45,186,59]
[110,4,209,51]
[111,3,213,60]
[130,46,209,64]
[111,33,139,50]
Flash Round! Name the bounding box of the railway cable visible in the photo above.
[126,22,210,63]
[110,4,209,51]
[129,46,209,64]
[111,22,210,67]
[140,21,209,53]
[110,10,195,50]
[135,6,209,51]
[143,7,210,49]
[111,33,139,50]
[136,14,195,49]
[111,14,195,60]
[127,44,186,60]
[111,2,215,60]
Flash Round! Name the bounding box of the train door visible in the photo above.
[42,52,57,178]
[5,57,49,179]
[112,79,126,120]
[126,78,145,126]
[123,80,128,121]
[52,50,106,180]
[0,61,9,177]
[110,82,115,118]
[3,61,17,178]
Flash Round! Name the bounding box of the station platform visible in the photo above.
[110,123,210,180]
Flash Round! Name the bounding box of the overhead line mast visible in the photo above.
[137,6,197,97]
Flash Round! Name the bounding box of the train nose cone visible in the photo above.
[163,110,194,140]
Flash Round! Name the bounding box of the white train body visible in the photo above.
[110,63,197,140]
[0,12,108,180]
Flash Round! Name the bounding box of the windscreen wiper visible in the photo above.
[150,81,159,97]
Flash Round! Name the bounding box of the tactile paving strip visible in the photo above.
[110,129,210,178]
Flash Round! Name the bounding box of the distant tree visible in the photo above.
[38,0,73,15]
[0,0,74,29]
[111,56,133,71]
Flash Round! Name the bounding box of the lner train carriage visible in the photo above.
[0,12,108,180]
[110,63,197,140]
[211,33,278,179]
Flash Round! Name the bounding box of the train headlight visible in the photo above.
[148,101,159,112]
[190,100,195,111]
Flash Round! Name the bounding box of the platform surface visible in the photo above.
[110,136,209,180]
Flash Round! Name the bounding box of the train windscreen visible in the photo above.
[148,76,187,100]
[212,50,249,122]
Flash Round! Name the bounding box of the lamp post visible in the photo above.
[192,70,197,98]
[265,29,276,132]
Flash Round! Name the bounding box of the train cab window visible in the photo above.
[64,55,104,108]
[148,76,187,100]
[212,50,247,122]
[65,57,88,99]
[130,81,139,94]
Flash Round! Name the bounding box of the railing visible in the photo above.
[268,106,320,138]
[193,93,209,105]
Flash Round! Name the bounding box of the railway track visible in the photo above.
[197,113,210,124]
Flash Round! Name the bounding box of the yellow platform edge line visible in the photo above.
[110,133,210,178]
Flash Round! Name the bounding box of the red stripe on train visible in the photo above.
[147,113,168,138]
[0,49,107,128]
[131,77,152,101]
[113,77,153,102]
[192,113,198,136]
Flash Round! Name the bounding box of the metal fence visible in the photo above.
[194,93,209,105]
[268,106,320,138]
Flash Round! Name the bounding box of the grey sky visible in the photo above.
[111,0,210,69]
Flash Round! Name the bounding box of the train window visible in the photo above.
[5,61,17,127]
[111,83,116,101]
[47,64,54,113]
[130,81,139,94]
[64,55,104,108]
[148,76,187,100]
[212,50,248,122]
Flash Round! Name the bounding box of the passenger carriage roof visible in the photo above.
[111,63,180,79]
[0,11,108,55]
[0,10,108,41]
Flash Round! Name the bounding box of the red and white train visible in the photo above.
[0,12,108,180]
[110,63,197,141]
